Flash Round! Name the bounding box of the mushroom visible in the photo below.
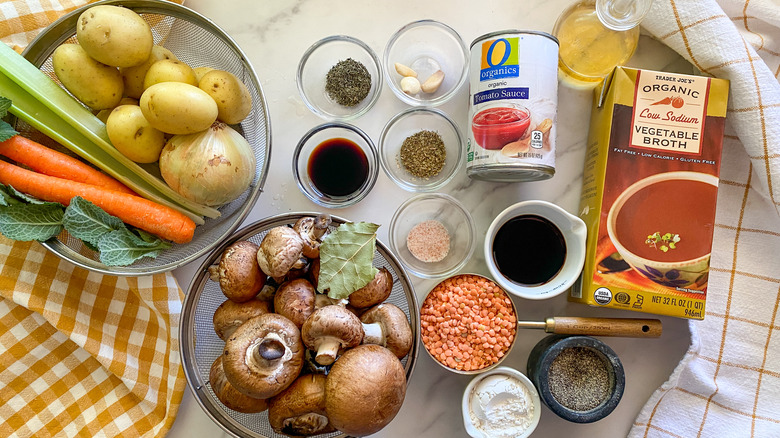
[308,258,320,289]
[360,303,413,359]
[208,240,267,302]
[325,345,407,436]
[256,226,307,279]
[293,214,331,259]
[301,305,363,365]
[223,313,304,399]
[212,297,272,341]
[313,293,348,310]
[267,373,336,436]
[209,355,269,414]
[348,267,393,308]
[274,278,316,328]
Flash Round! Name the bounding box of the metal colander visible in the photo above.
[180,213,420,438]
[15,0,271,275]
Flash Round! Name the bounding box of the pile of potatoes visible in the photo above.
[52,5,252,163]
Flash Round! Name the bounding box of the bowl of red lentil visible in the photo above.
[420,274,518,374]
[379,107,464,192]
[388,193,476,278]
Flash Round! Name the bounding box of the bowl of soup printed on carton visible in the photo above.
[570,67,729,320]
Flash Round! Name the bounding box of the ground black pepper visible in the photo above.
[325,58,371,107]
[548,347,611,411]
[399,130,446,179]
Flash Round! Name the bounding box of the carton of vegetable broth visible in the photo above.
[570,67,729,320]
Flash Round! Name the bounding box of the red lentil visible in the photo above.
[420,274,517,372]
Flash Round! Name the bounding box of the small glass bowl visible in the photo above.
[388,193,476,278]
[383,20,468,107]
[379,108,464,192]
[297,35,383,120]
[293,122,379,208]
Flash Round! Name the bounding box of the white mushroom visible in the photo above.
[325,345,407,436]
[360,303,413,359]
[301,305,363,365]
[256,226,307,279]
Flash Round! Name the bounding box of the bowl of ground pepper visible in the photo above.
[379,107,464,192]
[388,193,476,278]
[297,35,383,121]
[526,335,625,423]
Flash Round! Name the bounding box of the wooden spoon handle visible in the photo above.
[546,317,663,338]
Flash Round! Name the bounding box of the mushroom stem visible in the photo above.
[314,337,343,365]
[258,338,286,361]
[247,332,292,370]
[362,322,385,346]
[312,214,331,239]
[282,413,331,436]
[314,294,348,309]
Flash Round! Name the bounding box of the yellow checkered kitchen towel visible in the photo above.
[630,0,780,437]
[0,1,187,437]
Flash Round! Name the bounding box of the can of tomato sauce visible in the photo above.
[466,30,559,182]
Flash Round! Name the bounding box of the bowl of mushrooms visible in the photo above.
[180,212,420,438]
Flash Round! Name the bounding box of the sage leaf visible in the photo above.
[0,203,63,241]
[318,222,379,300]
[62,196,124,246]
[97,228,171,266]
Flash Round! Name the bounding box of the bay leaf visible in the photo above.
[318,221,379,300]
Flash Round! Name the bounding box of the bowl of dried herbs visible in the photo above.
[378,107,464,192]
[297,35,383,121]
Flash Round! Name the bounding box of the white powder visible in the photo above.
[468,374,535,438]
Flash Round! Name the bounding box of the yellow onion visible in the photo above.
[159,122,256,207]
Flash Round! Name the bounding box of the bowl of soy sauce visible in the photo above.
[485,200,587,300]
[293,122,379,208]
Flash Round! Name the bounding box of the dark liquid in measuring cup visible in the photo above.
[493,214,566,285]
[308,138,369,197]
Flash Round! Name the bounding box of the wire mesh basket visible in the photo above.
[180,213,420,438]
[15,0,271,275]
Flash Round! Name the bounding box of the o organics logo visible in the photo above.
[650,96,685,108]
[480,37,519,81]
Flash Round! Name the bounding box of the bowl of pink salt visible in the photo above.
[388,193,476,279]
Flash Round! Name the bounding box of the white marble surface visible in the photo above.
[168,1,695,437]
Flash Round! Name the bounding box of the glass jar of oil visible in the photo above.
[554,0,652,85]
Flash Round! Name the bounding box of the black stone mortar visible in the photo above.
[526,335,625,423]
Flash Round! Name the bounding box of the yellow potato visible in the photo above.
[52,43,123,110]
[121,46,177,99]
[96,97,138,123]
[193,66,215,84]
[106,105,166,163]
[199,70,253,124]
[140,82,218,134]
[76,5,153,68]
[143,59,198,90]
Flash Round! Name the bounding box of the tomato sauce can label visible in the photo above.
[466,30,559,182]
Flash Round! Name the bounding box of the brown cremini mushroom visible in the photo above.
[223,313,304,399]
[274,278,316,328]
[293,214,331,259]
[257,226,307,279]
[348,267,393,308]
[208,240,267,302]
[308,258,320,289]
[301,305,363,365]
[212,298,272,341]
[325,344,407,436]
[209,355,269,414]
[360,303,413,359]
[267,373,336,436]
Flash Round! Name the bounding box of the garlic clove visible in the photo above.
[421,70,445,94]
[400,76,421,95]
[394,62,417,78]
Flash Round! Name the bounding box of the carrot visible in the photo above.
[0,135,135,195]
[0,160,195,244]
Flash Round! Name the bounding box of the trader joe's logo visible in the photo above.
[480,37,519,81]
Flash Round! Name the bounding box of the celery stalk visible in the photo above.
[0,42,220,220]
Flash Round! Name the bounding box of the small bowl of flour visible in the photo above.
[461,366,541,438]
